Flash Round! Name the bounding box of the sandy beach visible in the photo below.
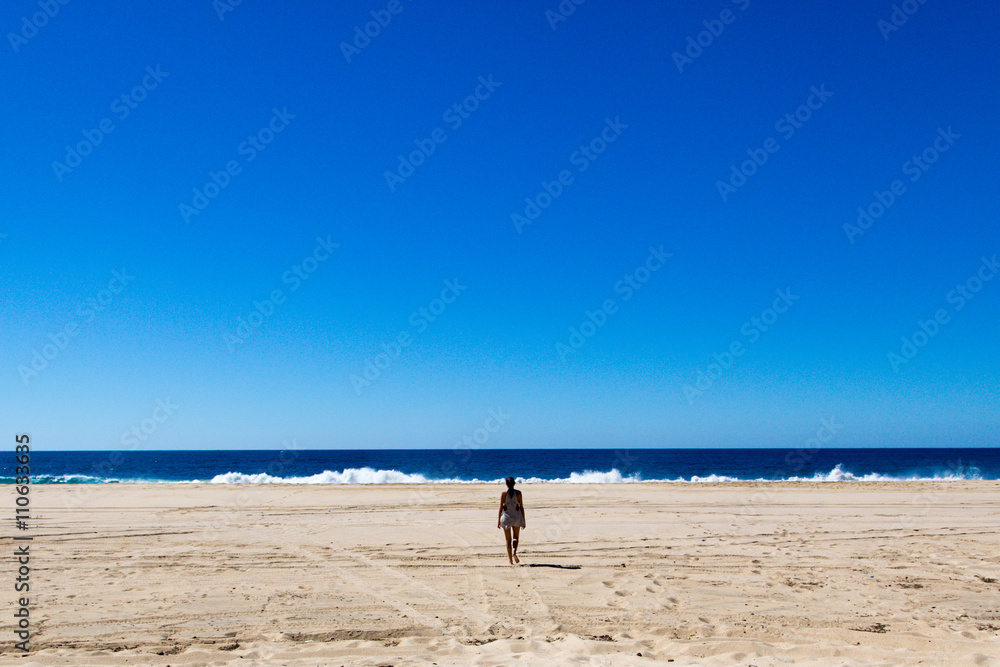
[4,482,1000,666]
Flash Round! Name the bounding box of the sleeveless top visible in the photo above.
[500,490,524,528]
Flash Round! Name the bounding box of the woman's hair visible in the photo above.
[505,476,516,491]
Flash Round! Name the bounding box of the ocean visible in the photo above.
[3,448,998,484]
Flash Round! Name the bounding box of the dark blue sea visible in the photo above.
[3,448,998,484]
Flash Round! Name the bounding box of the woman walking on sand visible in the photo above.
[497,476,526,565]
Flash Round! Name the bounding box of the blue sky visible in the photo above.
[2,0,998,450]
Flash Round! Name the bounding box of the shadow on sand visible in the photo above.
[524,563,581,570]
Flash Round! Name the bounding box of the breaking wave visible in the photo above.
[784,463,983,482]
[200,464,984,484]
[5,464,986,484]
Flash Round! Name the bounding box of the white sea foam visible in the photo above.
[517,469,646,484]
[785,463,983,482]
[685,474,744,483]
[202,465,984,484]
[208,467,441,484]
[12,464,987,484]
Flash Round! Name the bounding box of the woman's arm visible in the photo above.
[518,491,526,525]
[497,491,505,528]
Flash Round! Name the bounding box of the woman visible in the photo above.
[497,476,526,565]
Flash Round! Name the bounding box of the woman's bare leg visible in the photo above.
[503,527,513,564]
[511,526,520,563]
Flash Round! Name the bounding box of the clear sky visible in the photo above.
[2,0,998,450]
